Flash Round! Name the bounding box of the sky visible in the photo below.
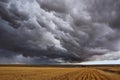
[79,60,120,65]
[0,0,120,64]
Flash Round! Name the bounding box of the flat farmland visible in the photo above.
[0,65,120,80]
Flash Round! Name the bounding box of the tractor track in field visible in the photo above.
[51,68,118,80]
[0,67,120,80]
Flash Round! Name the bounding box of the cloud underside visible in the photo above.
[0,0,120,63]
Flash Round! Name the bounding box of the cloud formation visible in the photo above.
[0,0,120,63]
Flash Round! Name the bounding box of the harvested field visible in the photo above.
[0,66,120,80]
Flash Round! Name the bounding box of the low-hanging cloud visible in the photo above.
[0,0,120,63]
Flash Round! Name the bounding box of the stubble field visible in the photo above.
[0,65,120,80]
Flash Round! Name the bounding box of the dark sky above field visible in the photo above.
[0,0,120,64]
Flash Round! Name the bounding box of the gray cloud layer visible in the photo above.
[0,0,120,63]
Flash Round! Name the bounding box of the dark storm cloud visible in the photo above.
[0,0,120,63]
[37,0,68,13]
[0,49,65,64]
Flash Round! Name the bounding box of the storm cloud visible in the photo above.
[0,0,120,63]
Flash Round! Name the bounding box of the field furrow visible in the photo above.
[0,66,120,80]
